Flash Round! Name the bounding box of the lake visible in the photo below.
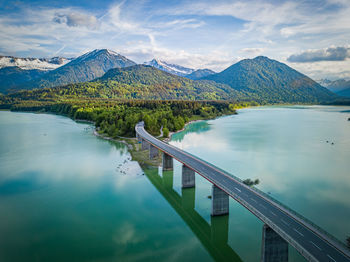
[0,106,349,261]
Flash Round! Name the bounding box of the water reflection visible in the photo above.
[172,121,211,142]
[144,168,242,262]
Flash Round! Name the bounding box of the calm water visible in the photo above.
[0,106,349,261]
[171,105,350,261]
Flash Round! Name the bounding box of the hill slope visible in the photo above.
[0,67,46,94]
[337,88,350,97]
[69,65,240,100]
[9,65,244,101]
[203,56,336,103]
[24,49,136,89]
[186,69,215,80]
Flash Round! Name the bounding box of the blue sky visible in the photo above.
[0,0,350,79]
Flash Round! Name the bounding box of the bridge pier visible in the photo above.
[182,165,195,188]
[136,133,142,143]
[211,185,229,216]
[149,144,159,159]
[162,153,173,170]
[141,138,149,150]
[261,224,288,262]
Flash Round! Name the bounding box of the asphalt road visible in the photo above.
[136,123,350,262]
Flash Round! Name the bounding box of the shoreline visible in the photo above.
[164,119,203,143]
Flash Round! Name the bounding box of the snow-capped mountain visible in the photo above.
[19,49,136,89]
[70,49,134,68]
[0,56,73,70]
[144,59,195,76]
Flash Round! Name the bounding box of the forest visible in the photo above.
[0,95,258,138]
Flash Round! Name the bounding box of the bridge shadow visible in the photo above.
[143,168,242,262]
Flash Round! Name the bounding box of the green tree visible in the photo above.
[163,127,169,138]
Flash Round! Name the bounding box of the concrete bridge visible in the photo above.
[135,122,350,262]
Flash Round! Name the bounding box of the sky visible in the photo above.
[0,0,350,80]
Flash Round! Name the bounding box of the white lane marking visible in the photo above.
[270,211,277,216]
[281,219,290,226]
[310,241,322,251]
[234,187,241,192]
[293,228,304,237]
[327,254,336,262]
[251,198,258,203]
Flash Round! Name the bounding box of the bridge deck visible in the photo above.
[136,123,350,262]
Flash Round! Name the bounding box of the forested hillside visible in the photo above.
[203,56,337,103]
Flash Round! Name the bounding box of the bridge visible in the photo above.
[135,122,350,262]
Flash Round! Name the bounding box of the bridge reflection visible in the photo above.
[143,168,242,262]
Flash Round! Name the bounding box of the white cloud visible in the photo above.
[53,12,99,29]
[287,46,350,63]
[1,0,350,78]
[239,47,265,57]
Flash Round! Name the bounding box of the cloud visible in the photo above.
[287,46,350,63]
[239,47,264,57]
[53,12,99,29]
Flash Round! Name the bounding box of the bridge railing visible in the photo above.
[168,143,349,253]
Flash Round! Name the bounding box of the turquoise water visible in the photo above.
[0,106,349,261]
[171,105,350,260]
[0,111,214,262]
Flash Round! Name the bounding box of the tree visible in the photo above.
[163,127,169,138]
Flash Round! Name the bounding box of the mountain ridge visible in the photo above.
[22,49,136,90]
[203,56,336,103]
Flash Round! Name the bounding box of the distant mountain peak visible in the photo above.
[0,55,72,70]
[144,59,195,76]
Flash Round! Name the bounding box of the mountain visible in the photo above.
[203,56,336,103]
[0,55,72,70]
[337,88,350,97]
[317,79,350,93]
[144,59,195,76]
[186,69,215,80]
[22,49,136,89]
[0,66,46,94]
[10,65,241,101]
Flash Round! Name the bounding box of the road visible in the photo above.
[136,122,350,262]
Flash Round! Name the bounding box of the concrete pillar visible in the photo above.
[261,224,288,262]
[211,185,229,216]
[141,139,149,150]
[149,144,158,159]
[136,133,142,143]
[162,153,173,170]
[182,165,195,188]
[211,215,229,244]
